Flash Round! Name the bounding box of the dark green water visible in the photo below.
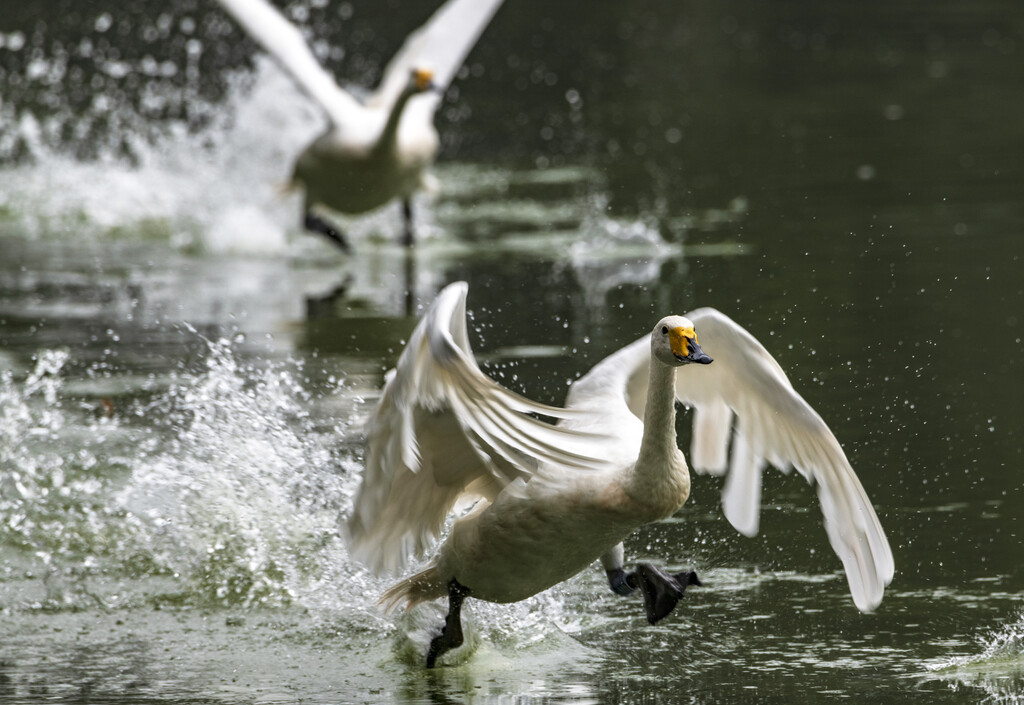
[2,0,1023,702]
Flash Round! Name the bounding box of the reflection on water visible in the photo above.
[3,0,1024,702]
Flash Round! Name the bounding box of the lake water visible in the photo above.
[2,0,1023,703]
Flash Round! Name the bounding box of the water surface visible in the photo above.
[2,0,1023,702]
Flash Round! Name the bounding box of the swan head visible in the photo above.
[409,67,438,94]
[651,315,713,367]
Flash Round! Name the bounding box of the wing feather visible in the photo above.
[721,430,765,537]
[215,0,363,124]
[675,307,894,612]
[690,400,733,474]
[369,0,506,116]
[348,281,612,574]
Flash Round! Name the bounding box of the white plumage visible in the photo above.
[348,282,893,622]
[214,0,506,244]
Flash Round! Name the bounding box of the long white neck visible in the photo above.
[627,353,690,511]
[375,85,418,154]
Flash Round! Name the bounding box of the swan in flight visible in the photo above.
[214,0,506,250]
[348,282,894,667]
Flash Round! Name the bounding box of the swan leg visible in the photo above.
[634,563,702,625]
[303,211,351,253]
[401,198,415,248]
[425,579,471,668]
[602,544,638,595]
[606,568,638,595]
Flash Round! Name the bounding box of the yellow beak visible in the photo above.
[413,68,436,91]
[669,326,697,358]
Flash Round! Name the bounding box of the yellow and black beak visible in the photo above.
[669,326,713,365]
[412,68,438,93]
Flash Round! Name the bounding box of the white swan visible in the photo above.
[348,282,894,666]
[214,0,506,250]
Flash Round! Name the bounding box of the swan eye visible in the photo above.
[661,326,669,335]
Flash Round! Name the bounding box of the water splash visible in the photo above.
[116,333,364,609]
[0,348,134,595]
[929,612,1024,703]
[0,338,364,610]
[392,592,595,669]
[0,338,582,661]
[0,57,316,252]
[0,46,710,258]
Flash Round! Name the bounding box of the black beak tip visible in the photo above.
[687,340,713,365]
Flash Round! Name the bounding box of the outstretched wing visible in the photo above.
[215,0,363,125]
[671,308,894,612]
[348,281,611,575]
[368,0,505,118]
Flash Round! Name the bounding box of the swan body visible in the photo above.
[294,119,436,217]
[349,282,894,663]
[215,0,506,246]
[430,333,696,605]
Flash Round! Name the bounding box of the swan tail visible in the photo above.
[378,566,447,614]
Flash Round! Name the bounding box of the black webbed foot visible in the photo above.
[425,579,471,668]
[675,570,703,589]
[634,563,701,625]
[304,212,351,253]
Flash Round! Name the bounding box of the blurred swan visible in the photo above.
[348,282,893,667]
[214,0,506,250]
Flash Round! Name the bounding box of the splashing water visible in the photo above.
[0,57,317,252]
[116,334,364,609]
[0,336,586,664]
[0,338,366,610]
[0,348,136,603]
[935,612,1024,669]
[0,40,707,258]
[929,613,1024,703]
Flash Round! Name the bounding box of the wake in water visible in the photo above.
[0,49,685,260]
